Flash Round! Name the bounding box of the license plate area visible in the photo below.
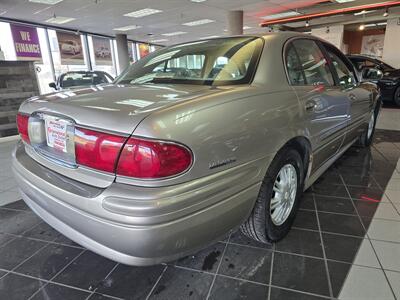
[29,113,76,167]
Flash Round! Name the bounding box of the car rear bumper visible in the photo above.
[12,141,264,265]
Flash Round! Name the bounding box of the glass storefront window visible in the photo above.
[0,22,16,60]
[47,29,89,83]
[87,35,116,78]
[36,28,55,94]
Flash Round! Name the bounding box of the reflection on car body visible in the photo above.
[13,32,380,266]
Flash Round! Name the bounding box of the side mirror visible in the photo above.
[49,82,57,89]
[361,68,383,81]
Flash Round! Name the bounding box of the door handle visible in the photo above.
[305,100,316,111]
[349,93,357,101]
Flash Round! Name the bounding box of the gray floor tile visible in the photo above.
[338,265,395,300]
[385,270,400,300]
[372,240,400,272]
[368,219,400,242]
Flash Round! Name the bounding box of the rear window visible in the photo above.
[61,72,112,88]
[115,37,264,86]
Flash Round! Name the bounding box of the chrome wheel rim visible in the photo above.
[270,164,298,226]
[367,112,375,140]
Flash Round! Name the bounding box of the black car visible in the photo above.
[347,55,400,106]
[49,71,114,91]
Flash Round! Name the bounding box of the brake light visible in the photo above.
[116,137,192,179]
[75,127,126,173]
[16,113,30,144]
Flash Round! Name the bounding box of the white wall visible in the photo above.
[312,25,344,51]
[383,17,400,68]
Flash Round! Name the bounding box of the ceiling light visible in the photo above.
[305,20,309,27]
[182,19,215,26]
[359,24,365,30]
[261,11,300,20]
[162,31,187,36]
[383,8,389,17]
[377,22,387,26]
[113,25,142,31]
[124,8,162,18]
[243,26,252,30]
[45,16,75,24]
[190,0,207,2]
[151,39,168,43]
[335,0,355,3]
[364,23,377,28]
[29,0,63,4]
[200,35,220,39]
[354,10,376,16]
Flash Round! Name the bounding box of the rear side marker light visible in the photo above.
[116,137,192,179]
[75,127,126,173]
[16,113,30,144]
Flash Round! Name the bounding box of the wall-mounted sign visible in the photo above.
[138,43,150,59]
[92,36,112,65]
[56,31,84,65]
[10,24,42,61]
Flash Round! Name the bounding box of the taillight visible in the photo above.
[75,127,126,173]
[16,113,30,143]
[116,137,192,179]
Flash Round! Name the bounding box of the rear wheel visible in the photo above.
[359,106,379,147]
[241,148,304,243]
[394,86,400,107]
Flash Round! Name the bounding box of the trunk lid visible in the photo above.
[19,83,224,187]
[20,83,218,134]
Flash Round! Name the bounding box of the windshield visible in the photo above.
[60,72,112,88]
[115,37,263,86]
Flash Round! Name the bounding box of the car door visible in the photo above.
[322,44,372,146]
[285,38,349,173]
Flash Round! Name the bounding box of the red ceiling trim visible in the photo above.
[260,1,400,26]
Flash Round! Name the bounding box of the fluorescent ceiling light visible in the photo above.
[335,0,355,3]
[45,16,75,24]
[162,31,187,36]
[200,35,220,39]
[364,22,387,28]
[377,22,387,26]
[113,25,142,31]
[364,23,376,28]
[29,0,63,4]
[124,8,162,18]
[190,0,207,2]
[261,11,301,20]
[151,39,168,43]
[182,19,215,26]
[243,26,252,30]
[354,10,376,16]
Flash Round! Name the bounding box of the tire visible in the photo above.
[394,86,400,107]
[359,105,380,147]
[240,147,304,243]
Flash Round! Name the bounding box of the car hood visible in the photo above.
[383,69,400,80]
[19,83,227,135]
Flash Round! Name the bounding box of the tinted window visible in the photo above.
[291,39,334,86]
[285,44,306,85]
[61,72,111,88]
[325,46,356,89]
[115,37,263,86]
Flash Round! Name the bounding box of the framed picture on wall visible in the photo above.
[361,34,385,57]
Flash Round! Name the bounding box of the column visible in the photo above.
[227,10,243,35]
[383,18,400,68]
[115,34,129,72]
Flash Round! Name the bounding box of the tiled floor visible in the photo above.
[1,125,400,299]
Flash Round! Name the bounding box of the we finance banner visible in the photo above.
[10,24,42,61]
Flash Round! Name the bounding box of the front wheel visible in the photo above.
[241,148,304,243]
[394,86,400,107]
[359,106,379,147]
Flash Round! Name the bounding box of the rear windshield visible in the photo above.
[115,37,263,86]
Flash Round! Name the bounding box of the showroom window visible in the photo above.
[87,35,116,78]
[0,22,16,60]
[291,39,334,86]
